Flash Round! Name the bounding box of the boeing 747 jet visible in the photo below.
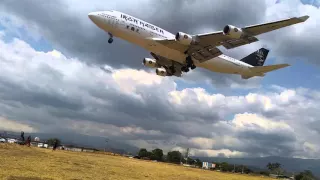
[88,10,309,79]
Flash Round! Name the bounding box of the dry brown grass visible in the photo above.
[0,144,272,180]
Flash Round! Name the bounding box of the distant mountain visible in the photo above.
[193,156,320,177]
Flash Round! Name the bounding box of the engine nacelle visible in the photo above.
[175,32,195,45]
[223,25,244,39]
[156,67,167,76]
[143,58,158,68]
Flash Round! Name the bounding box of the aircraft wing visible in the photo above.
[155,15,308,62]
[196,15,309,49]
[154,39,223,63]
[150,52,184,77]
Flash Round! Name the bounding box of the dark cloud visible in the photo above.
[0,0,270,88]
[234,130,297,157]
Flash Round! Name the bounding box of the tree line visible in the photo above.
[137,148,317,179]
[266,162,317,180]
[137,148,202,167]
[137,148,253,173]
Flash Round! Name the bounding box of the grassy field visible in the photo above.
[0,144,272,180]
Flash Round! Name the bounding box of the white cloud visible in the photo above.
[193,149,248,158]
[0,1,319,159]
[112,68,165,93]
[231,113,293,132]
[0,116,37,133]
[0,32,319,158]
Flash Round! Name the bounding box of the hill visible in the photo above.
[195,156,320,178]
[0,144,272,180]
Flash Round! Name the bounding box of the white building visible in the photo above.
[37,143,48,148]
[202,162,216,169]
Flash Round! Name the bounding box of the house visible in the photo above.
[202,162,216,169]
[37,142,48,148]
[30,141,38,147]
[30,141,48,148]
[60,144,98,152]
[82,148,96,153]
[63,146,83,152]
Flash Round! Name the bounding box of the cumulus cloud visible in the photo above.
[0,31,319,158]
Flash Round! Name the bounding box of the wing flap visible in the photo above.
[222,36,259,49]
[188,45,223,63]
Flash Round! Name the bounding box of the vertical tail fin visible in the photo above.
[240,48,269,66]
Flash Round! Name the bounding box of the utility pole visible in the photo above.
[180,150,182,164]
[185,148,189,165]
[242,165,244,174]
[104,138,109,152]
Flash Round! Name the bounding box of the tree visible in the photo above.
[138,148,148,158]
[295,170,316,180]
[47,138,61,147]
[185,157,196,165]
[266,162,282,175]
[194,159,202,167]
[151,148,163,161]
[166,151,182,164]
[220,162,233,172]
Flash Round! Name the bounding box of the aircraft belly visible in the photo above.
[197,57,238,74]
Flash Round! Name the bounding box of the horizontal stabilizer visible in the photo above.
[249,64,290,74]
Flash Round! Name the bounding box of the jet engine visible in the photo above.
[143,58,158,68]
[223,25,244,39]
[175,32,196,45]
[156,67,167,76]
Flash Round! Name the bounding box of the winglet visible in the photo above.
[298,15,309,22]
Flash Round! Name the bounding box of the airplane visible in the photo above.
[88,10,309,79]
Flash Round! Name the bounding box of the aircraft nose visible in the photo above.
[88,12,97,20]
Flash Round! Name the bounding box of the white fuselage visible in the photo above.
[88,10,255,76]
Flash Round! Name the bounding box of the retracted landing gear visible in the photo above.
[108,32,113,44]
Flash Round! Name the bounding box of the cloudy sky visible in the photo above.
[0,0,319,158]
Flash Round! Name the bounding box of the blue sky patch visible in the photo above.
[0,20,52,52]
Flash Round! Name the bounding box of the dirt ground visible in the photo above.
[0,144,272,180]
